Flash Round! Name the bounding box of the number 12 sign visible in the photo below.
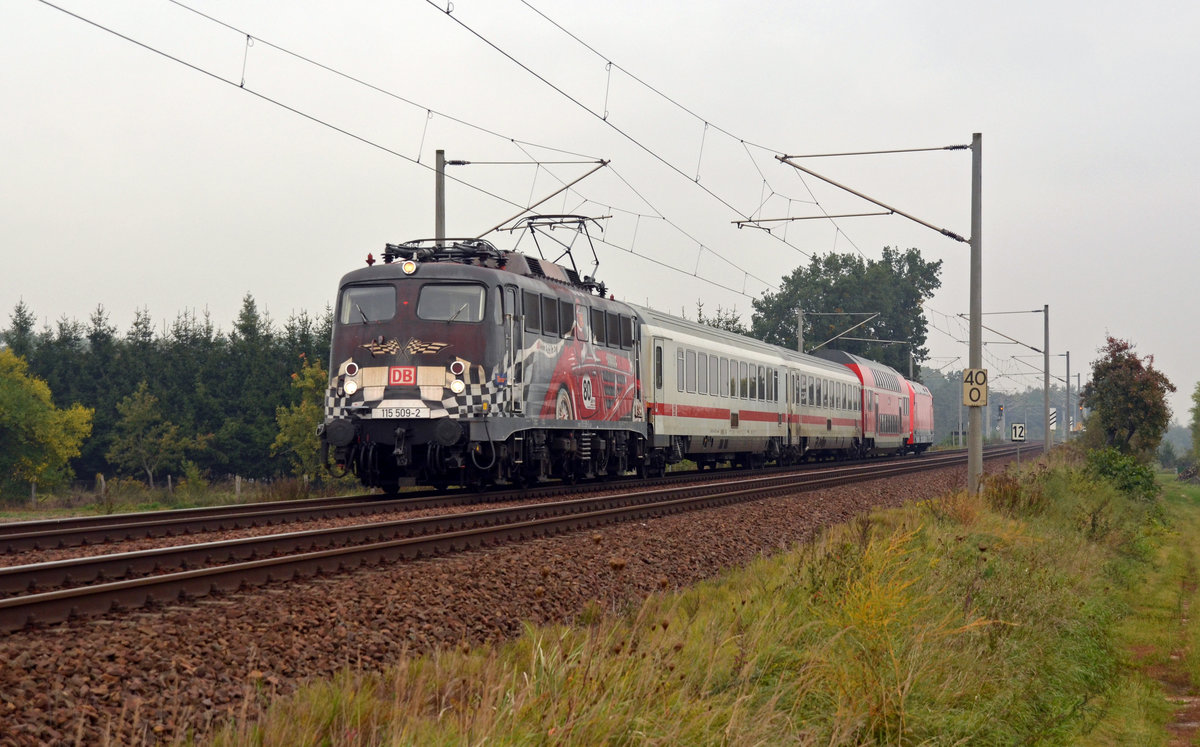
[1011,423,1026,442]
[962,368,988,407]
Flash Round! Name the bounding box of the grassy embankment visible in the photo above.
[0,476,357,522]
[199,451,1195,744]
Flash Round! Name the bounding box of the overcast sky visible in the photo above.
[3,0,1197,423]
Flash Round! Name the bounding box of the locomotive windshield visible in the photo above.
[417,283,486,323]
[338,285,396,324]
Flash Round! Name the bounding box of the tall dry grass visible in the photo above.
[208,452,1163,745]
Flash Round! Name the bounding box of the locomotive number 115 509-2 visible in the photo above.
[371,406,429,419]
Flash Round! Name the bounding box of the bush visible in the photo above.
[1085,447,1159,502]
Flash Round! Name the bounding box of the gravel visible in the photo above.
[0,460,994,745]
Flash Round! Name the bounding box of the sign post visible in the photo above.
[1011,421,1026,467]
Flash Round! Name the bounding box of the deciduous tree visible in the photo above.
[1190,381,1200,465]
[0,349,93,499]
[1079,336,1175,462]
[271,354,328,480]
[106,381,198,487]
[749,248,941,376]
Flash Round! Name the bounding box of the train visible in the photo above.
[318,225,934,493]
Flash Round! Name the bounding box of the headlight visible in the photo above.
[344,380,359,395]
[401,260,417,275]
[449,379,466,395]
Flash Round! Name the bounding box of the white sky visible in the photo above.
[2,0,1197,422]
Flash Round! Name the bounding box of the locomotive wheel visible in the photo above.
[554,386,574,420]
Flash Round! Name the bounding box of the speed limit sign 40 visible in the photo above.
[962,368,988,407]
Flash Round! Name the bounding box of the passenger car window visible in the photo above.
[416,284,485,322]
[339,285,396,324]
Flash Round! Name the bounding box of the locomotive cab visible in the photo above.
[321,241,512,491]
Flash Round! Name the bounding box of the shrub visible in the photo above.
[1085,447,1159,502]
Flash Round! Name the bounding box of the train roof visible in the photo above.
[338,239,614,298]
[812,349,906,392]
[630,304,856,377]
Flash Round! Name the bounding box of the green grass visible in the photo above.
[1088,475,1200,744]
[0,475,360,521]
[203,449,1182,745]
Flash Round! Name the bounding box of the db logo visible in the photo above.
[389,366,417,386]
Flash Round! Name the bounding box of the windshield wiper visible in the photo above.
[446,302,469,323]
[355,304,369,324]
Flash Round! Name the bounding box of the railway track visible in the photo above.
[0,445,1019,633]
[0,449,962,554]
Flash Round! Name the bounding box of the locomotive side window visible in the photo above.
[654,345,663,390]
[338,285,396,324]
[559,300,574,338]
[620,316,635,348]
[416,284,485,323]
[720,357,729,397]
[697,352,708,395]
[685,349,696,393]
[739,361,749,399]
[591,308,606,345]
[523,290,540,332]
[504,287,517,320]
[607,312,620,348]
[709,355,718,397]
[541,296,559,336]
[676,348,685,391]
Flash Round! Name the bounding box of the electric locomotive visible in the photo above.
[318,235,648,492]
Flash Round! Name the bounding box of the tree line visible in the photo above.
[1,295,331,499]
[6,245,1184,501]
